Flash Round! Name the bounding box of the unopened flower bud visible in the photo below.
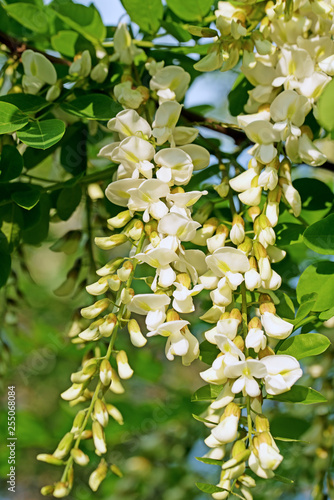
[107,210,132,229]
[81,299,110,319]
[110,367,125,394]
[37,454,64,465]
[248,206,261,222]
[230,214,245,245]
[175,273,191,289]
[256,414,270,433]
[117,261,133,281]
[94,399,109,427]
[94,233,128,250]
[214,178,230,198]
[166,309,180,322]
[233,335,245,352]
[128,220,144,240]
[89,459,108,492]
[238,236,253,255]
[128,319,147,347]
[149,231,161,247]
[99,313,117,337]
[61,384,84,401]
[91,62,108,83]
[106,404,124,425]
[144,220,158,235]
[116,350,134,379]
[53,482,70,498]
[71,448,90,466]
[53,433,74,460]
[120,287,134,304]
[100,359,112,386]
[92,421,107,454]
[41,485,55,496]
[96,258,124,277]
[71,410,87,434]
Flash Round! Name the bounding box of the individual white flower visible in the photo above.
[111,23,143,65]
[111,136,155,179]
[154,148,193,185]
[206,247,250,277]
[150,65,190,103]
[91,62,108,83]
[211,403,241,444]
[127,293,170,331]
[69,50,91,77]
[281,182,302,217]
[258,227,276,248]
[172,126,199,146]
[258,165,279,191]
[105,178,143,207]
[172,283,203,313]
[270,90,311,139]
[200,355,228,385]
[210,381,235,410]
[158,213,201,241]
[127,179,169,222]
[261,269,282,290]
[261,355,303,394]
[114,81,143,109]
[229,166,261,193]
[245,328,267,352]
[258,256,272,281]
[319,54,334,75]
[22,50,57,94]
[238,186,263,206]
[224,359,267,397]
[298,72,331,100]
[261,311,293,340]
[152,101,182,145]
[210,278,233,307]
[245,268,262,291]
[244,121,280,164]
[297,134,327,167]
[177,144,211,170]
[230,221,245,246]
[216,317,241,341]
[167,190,205,209]
[215,334,245,365]
[149,320,199,365]
[272,47,314,89]
[266,200,280,227]
[108,109,151,140]
[136,248,179,289]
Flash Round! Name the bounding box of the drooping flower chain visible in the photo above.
[36,5,334,496]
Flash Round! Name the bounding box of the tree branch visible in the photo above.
[181,108,247,145]
[0,31,71,66]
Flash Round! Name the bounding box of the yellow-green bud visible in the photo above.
[71,448,90,466]
[96,258,124,277]
[89,459,108,492]
[53,433,74,460]
[128,319,147,347]
[99,359,112,386]
[92,421,107,454]
[53,482,70,498]
[81,299,110,319]
[94,233,128,250]
[94,399,109,427]
[37,454,64,465]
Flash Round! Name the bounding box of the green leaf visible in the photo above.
[0,251,11,288]
[121,0,163,33]
[56,184,82,220]
[50,2,106,43]
[60,123,87,176]
[293,294,317,327]
[274,474,294,485]
[199,340,219,365]
[275,222,304,246]
[319,305,334,321]
[192,384,223,402]
[51,30,79,58]
[17,120,66,150]
[0,94,47,114]
[166,0,212,21]
[276,333,330,360]
[12,186,41,210]
[303,214,334,255]
[0,102,29,134]
[268,385,326,405]
[196,483,245,499]
[5,2,51,34]
[61,94,122,120]
[270,414,310,439]
[186,26,218,37]
[195,456,224,466]
[0,146,23,182]
[276,292,295,320]
[22,194,50,245]
[161,21,192,42]
[294,178,333,225]
[317,78,334,131]
[296,261,334,312]
[228,74,253,117]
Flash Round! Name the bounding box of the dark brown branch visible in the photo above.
[181,108,247,145]
[0,31,71,66]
